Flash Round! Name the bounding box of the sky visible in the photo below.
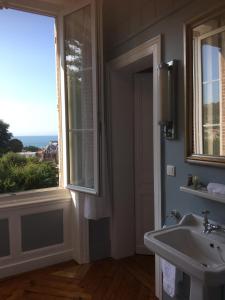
[0,9,57,136]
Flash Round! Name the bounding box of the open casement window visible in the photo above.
[193,25,225,156]
[58,0,100,194]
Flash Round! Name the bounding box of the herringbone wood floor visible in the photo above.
[0,255,158,300]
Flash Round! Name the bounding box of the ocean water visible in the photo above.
[15,136,58,148]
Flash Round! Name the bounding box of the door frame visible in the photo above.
[107,35,162,299]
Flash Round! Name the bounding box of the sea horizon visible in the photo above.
[15,135,58,148]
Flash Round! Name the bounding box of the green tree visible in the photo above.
[9,139,23,153]
[0,120,12,156]
[23,146,40,152]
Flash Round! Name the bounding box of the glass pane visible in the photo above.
[65,5,93,130]
[67,69,93,130]
[192,14,225,158]
[202,81,220,124]
[202,81,219,104]
[69,131,94,189]
[201,32,224,156]
[203,125,220,156]
[202,39,219,82]
[64,5,96,189]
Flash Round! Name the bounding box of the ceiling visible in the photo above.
[0,0,78,15]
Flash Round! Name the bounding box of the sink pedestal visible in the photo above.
[190,277,209,300]
[144,214,225,300]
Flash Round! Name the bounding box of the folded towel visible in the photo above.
[207,183,225,195]
[161,258,184,298]
[161,258,176,297]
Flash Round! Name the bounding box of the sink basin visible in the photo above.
[144,214,225,300]
[156,228,224,268]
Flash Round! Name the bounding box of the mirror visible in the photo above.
[185,8,225,166]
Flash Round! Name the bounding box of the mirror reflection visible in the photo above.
[192,14,225,157]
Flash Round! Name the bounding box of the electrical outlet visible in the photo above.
[167,165,176,177]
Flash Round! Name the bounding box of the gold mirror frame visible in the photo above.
[185,5,225,167]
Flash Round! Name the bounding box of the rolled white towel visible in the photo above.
[161,258,176,297]
[161,258,183,298]
[207,183,225,195]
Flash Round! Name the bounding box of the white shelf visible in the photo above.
[180,186,225,204]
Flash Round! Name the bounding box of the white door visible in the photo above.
[134,72,154,255]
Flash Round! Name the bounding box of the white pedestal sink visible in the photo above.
[144,214,225,300]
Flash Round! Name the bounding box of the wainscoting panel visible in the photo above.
[0,219,10,257]
[0,189,73,279]
[21,209,64,251]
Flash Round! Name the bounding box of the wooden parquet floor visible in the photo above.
[0,255,158,300]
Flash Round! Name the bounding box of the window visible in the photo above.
[201,33,221,155]
[0,0,100,195]
[0,9,59,194]
[63,1,99,194]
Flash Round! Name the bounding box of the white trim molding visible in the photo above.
[0,249,73,279]
[70,191,90,264]
[107,35,162,300]
[0,188,71,210]
[108,36,161,71]
[0,0,61,16]
[0,190,73,279]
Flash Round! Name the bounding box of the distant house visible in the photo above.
[18,151,36,158]
[43,140,58,163]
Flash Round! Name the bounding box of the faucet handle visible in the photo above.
[202,210,210,223]
[202,210,210,216]
[170,210,182,222]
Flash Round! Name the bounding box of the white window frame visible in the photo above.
[193,25,225,155]
[57,0,100,195]
[193,33,203,154]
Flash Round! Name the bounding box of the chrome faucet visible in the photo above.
[202,210,225,234]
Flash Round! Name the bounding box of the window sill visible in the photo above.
[0,187,72,210]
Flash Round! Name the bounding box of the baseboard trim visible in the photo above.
[0,249,74,279]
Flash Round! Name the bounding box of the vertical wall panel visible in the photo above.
[21,209,63,251]
[89,218,111,261]
[0,219,10,257]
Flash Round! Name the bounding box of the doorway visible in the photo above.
[108,37,162,299]
[134,71,154,255]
